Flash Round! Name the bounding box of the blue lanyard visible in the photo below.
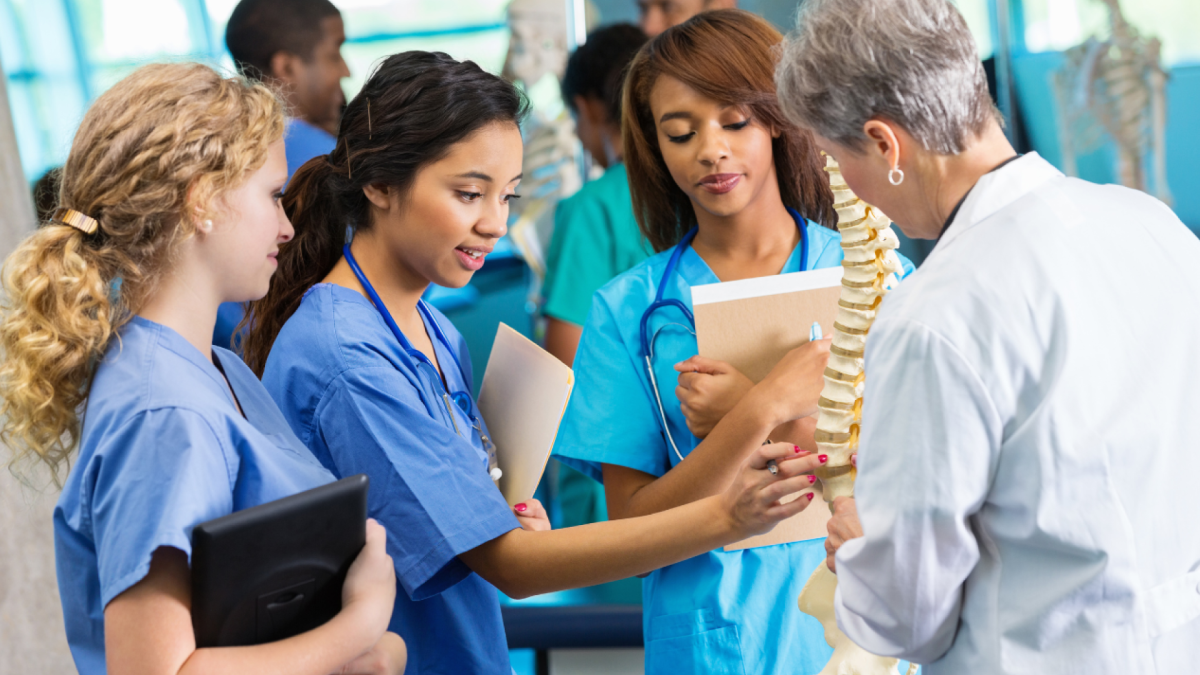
[342,244,473,413]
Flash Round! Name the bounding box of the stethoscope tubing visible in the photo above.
[643,212,810,462]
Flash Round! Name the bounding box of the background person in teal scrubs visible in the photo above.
[0,63,403,675]
[552,11,912,674]
[543,23,652,529]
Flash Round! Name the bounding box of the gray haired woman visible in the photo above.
[775,0,1200,673]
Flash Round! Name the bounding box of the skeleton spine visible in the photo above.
[813,155,903,504]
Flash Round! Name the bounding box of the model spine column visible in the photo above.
[797,156,913,675]
[813,155,903,503]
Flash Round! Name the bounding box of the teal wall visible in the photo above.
[1012,53,1200,234]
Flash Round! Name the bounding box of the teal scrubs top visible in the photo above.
[54,316,335,675]
[552,217,914,674]
[262,284,521,675]
[543,162,653,327]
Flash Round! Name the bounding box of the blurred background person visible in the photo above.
[225,0,350,181]
[636,0,736,37]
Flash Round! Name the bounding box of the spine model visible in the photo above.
[813,155,903,505]
[798,156,914,675]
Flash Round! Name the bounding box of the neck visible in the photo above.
[138,266,221,362]
[920,123,1017,233]
[690,174,798,267]
[346,230,428,324]
[602,124,623,168]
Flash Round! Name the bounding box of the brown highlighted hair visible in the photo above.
[241,51,528,375]
[0,63,283,482]
[622,9,835,252]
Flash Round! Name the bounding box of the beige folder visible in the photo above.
[691,267,843,551]
[477,323,575,506]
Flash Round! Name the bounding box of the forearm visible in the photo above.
[465,495,736,598]
[616,390,782,519]
[180,604,380,675]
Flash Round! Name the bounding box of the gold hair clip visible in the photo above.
[51,207,99,235]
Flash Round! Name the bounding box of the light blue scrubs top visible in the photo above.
[262,283,521,675]
[54,316,335,675]
[553,217,914,674]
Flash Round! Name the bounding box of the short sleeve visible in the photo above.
[543,193,618,327]
[552,295,669,481]
[90,408,235,607]
[317,366,519,601]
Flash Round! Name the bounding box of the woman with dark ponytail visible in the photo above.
[247,51,827,674]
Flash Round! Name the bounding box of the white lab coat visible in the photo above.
[834,153,1200,674]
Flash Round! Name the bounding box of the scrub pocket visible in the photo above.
[644,608,745,675]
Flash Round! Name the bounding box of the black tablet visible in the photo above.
[191,474,369,648]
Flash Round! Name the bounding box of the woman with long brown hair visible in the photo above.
[550,10,912,673]
[241,50,827,674]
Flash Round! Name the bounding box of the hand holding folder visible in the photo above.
[691,267,843,551]
[476,324,575,506]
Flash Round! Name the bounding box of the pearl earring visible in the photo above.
[201,219,213,233]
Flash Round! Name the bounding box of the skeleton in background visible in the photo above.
[503,0,585,282]
[1052,0,1171,205]
[797,156,916,675]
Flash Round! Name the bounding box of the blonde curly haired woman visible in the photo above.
[0,63,404,675]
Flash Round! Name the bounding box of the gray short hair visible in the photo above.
[775,0,998,154]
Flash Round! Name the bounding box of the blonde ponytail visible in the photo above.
[0,62,284,483]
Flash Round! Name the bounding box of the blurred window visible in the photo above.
[2,0,514,183]
[1022,0,1200,65]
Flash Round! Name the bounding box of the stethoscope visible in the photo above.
[342,244,502,482]
[642,209,809,463]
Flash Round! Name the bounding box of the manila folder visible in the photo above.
[691,267,842,551]
[477,323,575,506]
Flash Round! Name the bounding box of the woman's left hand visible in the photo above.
[513,499,551,532]
[825,496,863,573]
[674,356,755,438]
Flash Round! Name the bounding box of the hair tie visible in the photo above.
[51,207,100,236]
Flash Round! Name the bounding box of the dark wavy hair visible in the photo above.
[241,51,529,374]
[622,9,836,252]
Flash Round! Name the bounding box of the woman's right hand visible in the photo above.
[752,337,832,425]
[721,442,826,539]
[341,519,397,639]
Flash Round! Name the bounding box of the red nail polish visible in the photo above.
[809,475,816,484]
[794,445,802,453]
[807,493,815,501]
[515,503,527,512]
[818,455,828,463]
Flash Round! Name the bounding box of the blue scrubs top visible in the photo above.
[552,217,914,674]
[54,316,335,675]
[262,283,521,675]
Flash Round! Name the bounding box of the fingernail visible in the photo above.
[818,454,828,463]
[515,503,527,512]
[807,493,815,501]
[809,475,816,484]
[794,445,802,453]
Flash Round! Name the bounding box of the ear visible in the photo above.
[575,95,608,128]
[362,183,393,211]
[862,119,903,170]
[268,51,302,85]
